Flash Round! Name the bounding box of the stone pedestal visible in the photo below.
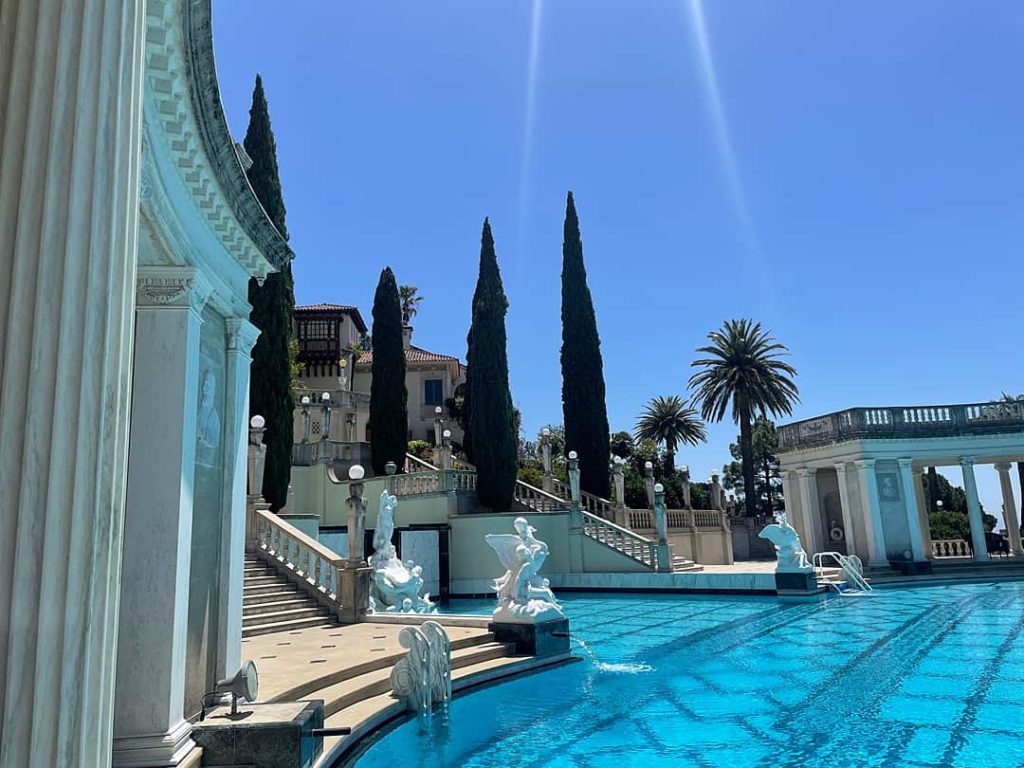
[774,571,818,595]
[489,617,570,658]
[191,701,323,768]
[336,565,372,623]
[0,0,146,764]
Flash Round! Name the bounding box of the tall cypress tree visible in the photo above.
[369,267,408,476]
[560,191,611,499]
[467,219,517,510]
[245,74,295,511]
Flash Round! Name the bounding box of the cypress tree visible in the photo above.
[369,267,408,476]
[467,219,517,510]
[245,74,295,511]
[560,191,611,499]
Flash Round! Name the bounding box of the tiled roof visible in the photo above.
[356,345,462,366]
[294,303,367,333]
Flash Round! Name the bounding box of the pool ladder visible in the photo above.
[813,552,874,595]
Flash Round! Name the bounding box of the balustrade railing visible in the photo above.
[581,511,656,568]
[550,476,613,517]
[292,439,366,467]
[779,400,1024,451]
[248,507,346,612]
[626,508,727,531]
[513,480,568,512]
[931,539,972,558]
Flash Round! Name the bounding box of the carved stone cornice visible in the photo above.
[225,317,261,356]
[136,267,212,312]
[142,0,292,285]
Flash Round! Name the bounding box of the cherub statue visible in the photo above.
[486,517,564,623]
[759,512,813,573]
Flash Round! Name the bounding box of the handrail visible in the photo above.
[581,510,657,568]
[513,480,569,512]
[404,453,437,472]
[549,476,613,516]
[813,551,873,594]
[249,507,346,611]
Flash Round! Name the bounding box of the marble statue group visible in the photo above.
[486,517,564,623]
[368,490,435,613]
[759,513,813,573]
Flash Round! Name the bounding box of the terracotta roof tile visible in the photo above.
[356,345,462,366]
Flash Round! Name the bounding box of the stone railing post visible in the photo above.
[654,483,672,572]
[568,450,583,529]
[320,391,332,444]
[339,464,371,622]
[644,461,656,508]
[680,465,692,510]
[300,395,311,442]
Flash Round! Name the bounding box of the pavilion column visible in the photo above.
[780,470,797,524]
[994,462,1022,556]
[113,269,212,767]
[960,457,988,562]
[854,459,888,566]
[911,467,933,559]
[215,318,261,682]
[0,1,146,766]
[833,462,857,557]
[796,468,821,555]
[898,459,927,561]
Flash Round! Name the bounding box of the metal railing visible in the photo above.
[778,400,1024,452]
[248,507,346,613]
[813,551,873,594]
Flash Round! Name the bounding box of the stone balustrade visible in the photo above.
[627,508,728,531]
[249,508,347,614]
[581,512,657,568]
[778,400,1024,451]
[931,539,972,559]
[513,480,569,512]
[550,476,613,517]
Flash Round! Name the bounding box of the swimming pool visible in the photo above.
[354,584,1024,767]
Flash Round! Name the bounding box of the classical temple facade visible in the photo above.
[777,402,1024,570]
[0,2,291,766]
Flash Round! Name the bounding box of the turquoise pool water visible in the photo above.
[355,584,1024,767]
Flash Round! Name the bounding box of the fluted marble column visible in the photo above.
[833,462,857,556]
[960,457,988,562]
[0,1,146,766]
[216,318,261,682]
[854,459,888,566]
[796,468,821,555]
[898,459,927,561]
[994,462,1022,556]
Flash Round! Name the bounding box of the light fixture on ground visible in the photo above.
[200,660,258,720]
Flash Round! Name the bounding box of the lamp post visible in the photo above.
[320,391,332,442]
[338,464,371,623]
[337,356,348,391]
[300,395,311,443]
[246,415,268,548]
[680,464,692,510]
[568,450,582,528]
[653,482,671,571]
[541,427,553,492]
[644,460,656,509]
[441,429,452,470]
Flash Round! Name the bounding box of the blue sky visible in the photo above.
[213,1,1024,513]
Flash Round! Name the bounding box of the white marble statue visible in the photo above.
[390,622,451,712]
[759,513,813,573]
[368,490,435,613]
[486,517,564,623]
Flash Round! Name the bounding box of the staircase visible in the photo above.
[672,554,703,573]
[243,555,335,638]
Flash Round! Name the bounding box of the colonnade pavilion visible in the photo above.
[1,1,291,765]
[777,401,1024,572]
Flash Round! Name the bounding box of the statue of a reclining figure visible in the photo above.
[368,490,435,613]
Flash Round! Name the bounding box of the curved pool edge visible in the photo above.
[316,651,578,768]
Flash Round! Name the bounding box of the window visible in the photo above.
[423,378,443,406]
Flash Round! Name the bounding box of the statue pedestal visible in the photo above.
[489,617,570,658]
[774,571,818,595]
[337,565,372,623]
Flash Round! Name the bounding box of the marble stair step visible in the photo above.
[242,615,335,639]
[244,606,327,628]
[243,588,300,605]
[269,631,498,703]
[243,597,313,617]
[314,642,515,718]
[244,575,288,587]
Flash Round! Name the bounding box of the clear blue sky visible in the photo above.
[213,1,1024,514]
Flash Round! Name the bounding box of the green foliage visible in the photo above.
[721,417,783,516]
[634,395,706,471]
[244,75,293,511]
[560,192,611,499]
[467,219,518,510]
[689,319,798,516]
[517,465,544,488]
[928,510,997,540]
[406,440,433,461]
[369,267,409,476]
[610,431,633,460]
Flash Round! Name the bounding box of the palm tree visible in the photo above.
[689,319,799,517]
[399,284,423,325]
[634,395,706,472]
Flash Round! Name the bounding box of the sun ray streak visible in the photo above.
[516,0,543,282]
